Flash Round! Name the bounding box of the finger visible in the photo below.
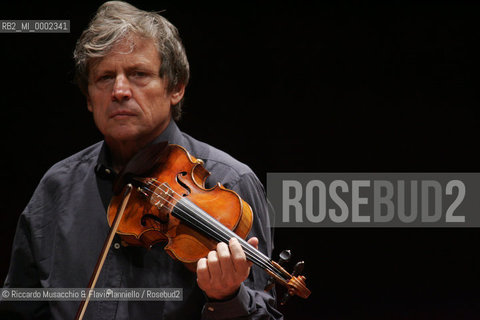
[244,237,259,267]
[247,237,259,249]
[229,238,250,277]
[196,257,210,288]
[206,250,222,279]
[216,241,236,279]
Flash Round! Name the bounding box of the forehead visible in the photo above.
[88,36,160,75]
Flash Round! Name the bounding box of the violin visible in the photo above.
[75,142,310,319]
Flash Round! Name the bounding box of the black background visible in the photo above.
[1,1,479,319]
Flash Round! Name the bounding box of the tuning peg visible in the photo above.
[278,249,292,265]
[292,261,304,276]
[264,249,292,292]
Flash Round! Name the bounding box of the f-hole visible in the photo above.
[141,214,168,226]
[176,171,191,197]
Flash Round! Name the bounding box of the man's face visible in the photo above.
[87,36,183,148]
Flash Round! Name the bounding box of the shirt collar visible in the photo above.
[150,119,184,146]
[95,119,184,180]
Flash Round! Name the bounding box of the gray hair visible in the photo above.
[73,1,190,120]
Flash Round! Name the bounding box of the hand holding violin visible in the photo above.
[197,237,259,300]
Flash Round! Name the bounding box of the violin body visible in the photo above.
[108,144,253,267]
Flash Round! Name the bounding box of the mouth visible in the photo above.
[110,110,137,119]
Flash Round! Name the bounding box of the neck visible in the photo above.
[107,119,172,172]
[109,141,146,172]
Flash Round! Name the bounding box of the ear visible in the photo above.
[170,84,185,106]
[86,95,93,112]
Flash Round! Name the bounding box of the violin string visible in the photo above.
[139,179,284,279]
[144,179,275,269]
[141,180,277,275]
[174,198,279,275]
[141,182,279,276]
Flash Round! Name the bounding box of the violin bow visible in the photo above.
[74,184,133,320]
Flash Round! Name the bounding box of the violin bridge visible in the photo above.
[149,182,176,211]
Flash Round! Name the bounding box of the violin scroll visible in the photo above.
[264,249,311,304]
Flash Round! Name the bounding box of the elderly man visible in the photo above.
[1,1,282,319]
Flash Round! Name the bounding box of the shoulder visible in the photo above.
[28,142,102,207]
[43,141,102,182]
[180,132,255,189]
[23,142,103,225]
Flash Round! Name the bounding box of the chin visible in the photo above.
[107,127,158,145]
[105,129,141,143]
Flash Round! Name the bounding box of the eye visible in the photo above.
[129,70,153,85]
[97,74,114,82]
[133,71,148,77]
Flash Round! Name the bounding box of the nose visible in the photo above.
[111,74,132,102]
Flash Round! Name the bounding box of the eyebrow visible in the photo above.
[93,63,158,76]
[126,63,157,71]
